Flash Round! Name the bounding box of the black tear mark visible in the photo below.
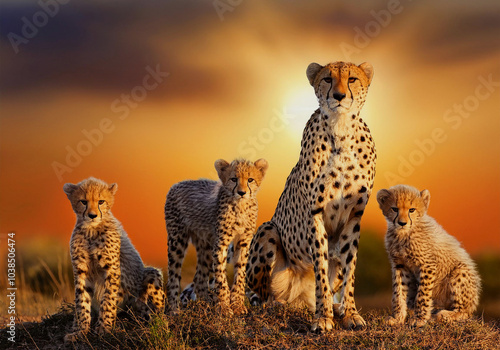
[311,207,323,215]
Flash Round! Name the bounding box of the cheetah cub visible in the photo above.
[165,158,268,314]
[63,177,165,342]
[377,185,480,327]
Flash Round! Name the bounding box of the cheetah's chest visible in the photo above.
[323,146,373,228]
[274,113,376,261]
[388,234,424,275]
[221,199,256,225]
[83,235,107,275]
[85,233,107,257]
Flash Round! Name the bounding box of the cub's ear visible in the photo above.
[108,183,118,195]
[63,183,78,197]
[214,159,230,183]
[376,189,392,207]
[254,158,269,177]
[306,62,324,86]
[420,189,431,209]
[358,62,374,86]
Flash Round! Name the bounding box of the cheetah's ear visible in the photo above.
[254,158,269,177]
[306,62,324,86]
[63,183,78,197]
[214,159,230,183]
[420,189,430,210]
[358,62,374,85]
[108,183,118,195]
[376,189,392,208]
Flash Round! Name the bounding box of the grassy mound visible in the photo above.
[2,301,499,350]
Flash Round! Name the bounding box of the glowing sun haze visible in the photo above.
[0,0,499,266]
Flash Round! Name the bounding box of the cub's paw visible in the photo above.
[342,312,366,330]
[166,302,181,315]
[230,294,248,315]
[311,317,335,333]
[96,322,112,336]
[435,310,466,322]
[410,318,428,328]
[231,302,248,316]
[386,316,404,326]
[216,301,234,317]
[169,308,181,316]
[64,332,79,343]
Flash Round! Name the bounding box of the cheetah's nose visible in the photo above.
[398,221,407,226]
[333,92,346,101]
[88,213,98,219]
[237,190,246,196]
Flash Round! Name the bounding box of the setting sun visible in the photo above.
[282,85,318,138]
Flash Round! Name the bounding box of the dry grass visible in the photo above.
[1,300,499,350]
[1,237,498,349]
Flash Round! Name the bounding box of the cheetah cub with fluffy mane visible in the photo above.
[63,177,165,342]
[377,185,480,327]
[165,158,268,314]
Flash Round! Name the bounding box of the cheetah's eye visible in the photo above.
[248,178,254,183]
[80,200,88,205]
[98,200,105,205]
[391,207,398,213]
[409,208,416,213]
[323,77,332,83]
[348,77,358,84]
[230,178,237,183]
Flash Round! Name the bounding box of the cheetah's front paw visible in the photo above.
[311,316,335,333]
[435,310,466,322]
[230,294,248,315]
[342,312,366,329]
[386,316,404,326]
[64,332,80,343]
[230,298,248,315]
[410,318,428,328]
[167,301,183,315]
[231,303,248,315]
[216,301,234,316]
[96,322,112,336]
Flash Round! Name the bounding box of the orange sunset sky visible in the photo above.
[1,0,499,267]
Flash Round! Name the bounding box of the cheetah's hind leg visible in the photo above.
[137,267,165,320]
[435,266,477,323]
[246,222,280,305]
[435,309,469,323]
[180,282,196,307]
[180,246,227,308]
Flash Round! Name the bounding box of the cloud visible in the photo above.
[409,9,500,63]
[0,1,215,97]
[1,0,498,101]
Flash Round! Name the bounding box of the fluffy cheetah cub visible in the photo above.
[63,177,165,342]
[377,185,480,327]
[165,158,268,314]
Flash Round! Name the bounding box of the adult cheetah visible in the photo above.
[246,61,376,332]
[63,177,164,342]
